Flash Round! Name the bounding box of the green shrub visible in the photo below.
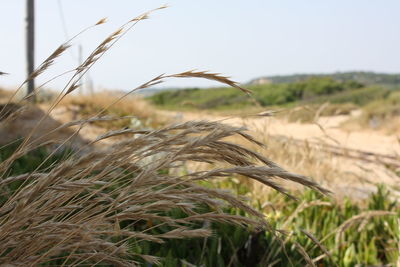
[308,86,390,106]
[150,77,371,110]
[131,183,399,266]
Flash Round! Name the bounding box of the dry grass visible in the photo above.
[207,130,344,203]
[283,103,357,124]
[346,91,400,133]
[59,92,166,129]
[0,89,13,103]
[0,119,329,266]
[0,6,330,265]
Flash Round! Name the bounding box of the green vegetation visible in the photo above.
[150,87,253,110]
[138,184,399,267]
[306,86,391,106]
[150,76,400,130]
[150,77,390,110]
[250,71,400,88]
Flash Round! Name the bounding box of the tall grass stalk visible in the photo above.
[0,6,329,266]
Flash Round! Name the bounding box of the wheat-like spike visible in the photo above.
[95,17,108,25]
[166,70,252,94]
[294,241,316,267]
[28,44,71,80]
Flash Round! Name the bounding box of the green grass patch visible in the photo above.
[132,182,399,266]
[149,77,389,111]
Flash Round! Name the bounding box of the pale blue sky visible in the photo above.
[0,1,399,91]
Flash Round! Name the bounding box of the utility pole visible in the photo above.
[26,0,35,102]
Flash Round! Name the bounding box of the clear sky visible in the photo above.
[0,0,399,91]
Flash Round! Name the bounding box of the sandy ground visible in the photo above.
[165,110,400,199]
[167,110,400,156]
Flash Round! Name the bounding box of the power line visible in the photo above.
[57,0,69,41]
[57,0,94,94]
[57,0,77,60]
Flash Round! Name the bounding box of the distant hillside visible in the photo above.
[150,76,396,111]
[249,72,400,87]
[136,87,186,97]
